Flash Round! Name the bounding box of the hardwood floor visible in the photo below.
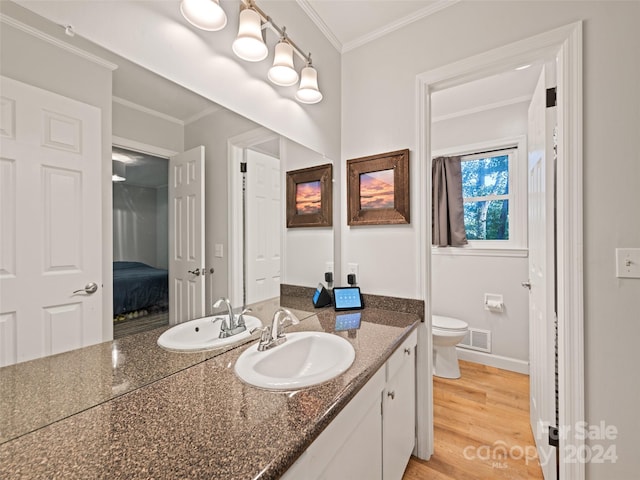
[403,360,544,480]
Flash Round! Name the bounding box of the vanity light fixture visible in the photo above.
[112,160,127,182]
[179,0,322,103]
[268,33,299,86]
[295,60,323,104]
[232,5,268,62]
[180,0,227,31]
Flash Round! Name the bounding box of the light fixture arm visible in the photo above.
[241,0,312,65]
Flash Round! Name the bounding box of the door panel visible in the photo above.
[0,76,103,366]
[169,146,205,324]
[246,150,281,304]
[527,67,557,479]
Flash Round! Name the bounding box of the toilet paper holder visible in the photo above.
[484,293,504,312]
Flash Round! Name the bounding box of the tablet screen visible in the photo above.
[335,312,362,331]
[333,287,363,310]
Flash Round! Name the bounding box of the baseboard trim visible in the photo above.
[456,348,529,374]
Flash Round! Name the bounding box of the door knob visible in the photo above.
[73,282,98,295]
[188,268,201,276]
[521,281,531,290]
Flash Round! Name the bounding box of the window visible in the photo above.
[432,137,527,256]
[460,151,513,241]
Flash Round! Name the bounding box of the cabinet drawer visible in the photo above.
[386,329,417,381]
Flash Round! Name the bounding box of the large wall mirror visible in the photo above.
[0,1,334,443]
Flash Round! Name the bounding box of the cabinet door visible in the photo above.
[383,343,416,480]
[317,396,382,480]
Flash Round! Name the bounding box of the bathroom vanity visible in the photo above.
[0,304,419,479]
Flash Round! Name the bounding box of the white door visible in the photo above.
[527,67,557,479]
[246,150,281,304]
[169,146,205,324]
[0,76,103,366]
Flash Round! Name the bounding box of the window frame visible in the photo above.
[432,136,527,256]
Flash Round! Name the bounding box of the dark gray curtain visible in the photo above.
[432,156,468,247]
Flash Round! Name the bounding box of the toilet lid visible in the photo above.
[432,315,467,330]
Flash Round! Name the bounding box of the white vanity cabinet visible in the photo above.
[282,328,417,480]
[383,330,417,480]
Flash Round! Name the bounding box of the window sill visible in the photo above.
[431,246,528,258]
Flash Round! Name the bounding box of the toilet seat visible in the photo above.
[433,315,467,332]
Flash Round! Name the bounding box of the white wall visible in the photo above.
[281,138,334,288]
[112,101,183,153]
[342,2,640,477]
[431,102,530,367]
[112,183,166,269]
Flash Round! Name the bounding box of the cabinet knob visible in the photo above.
[404,347,411,355]
[387,390,395,400]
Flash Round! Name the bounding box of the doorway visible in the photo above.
[111,145,170,338]
[416,22,584,479]
[228,128,282,309]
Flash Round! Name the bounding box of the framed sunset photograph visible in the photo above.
[286,163,333,228]
[347,149,410,225]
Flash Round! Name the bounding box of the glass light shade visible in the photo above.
[268,41,299,86]
[295,66,323,104]
[112,160,126,182]
[232,8,268,62]
[180,0,227,31]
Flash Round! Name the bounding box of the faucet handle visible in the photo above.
[254,325,274,351]
[237,307,252,327]
[274,308,299,338]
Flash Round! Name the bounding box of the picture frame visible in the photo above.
[347,149,410,226]
[286,163,333,228]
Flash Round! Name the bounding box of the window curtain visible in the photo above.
[432,156,468,247]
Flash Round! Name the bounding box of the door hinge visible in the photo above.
[549,425,559,448]
[546,87,557,108]
[240,162,247,173]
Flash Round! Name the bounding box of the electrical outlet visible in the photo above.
[325,262,334,274]
[347,263,359,278]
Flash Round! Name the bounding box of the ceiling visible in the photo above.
[300,0,457,52]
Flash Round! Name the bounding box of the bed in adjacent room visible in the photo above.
[113,261,169,316]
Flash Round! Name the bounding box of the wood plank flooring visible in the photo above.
[403,360,544,480]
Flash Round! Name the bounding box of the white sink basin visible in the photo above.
[234,331,355,391]
[157,314,262,352]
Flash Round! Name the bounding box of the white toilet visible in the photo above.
[432,315,469,379]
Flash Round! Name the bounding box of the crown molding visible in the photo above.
[296,0,342,52]
[184,105,224,126]
[432,94,532,123]
[0,13,117,71]
[343,0,460,53]
[113,96,184,126]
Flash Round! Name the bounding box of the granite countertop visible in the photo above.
[0,307,419,479]
[0,297,315,444]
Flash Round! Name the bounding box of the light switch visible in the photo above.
[615,248,640,279]
[215,244,224,258]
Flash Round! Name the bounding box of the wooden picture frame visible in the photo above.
[347,149,410,226]
[286,163,333,228]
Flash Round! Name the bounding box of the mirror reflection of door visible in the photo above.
[246,149,281,304]
[0,76,103,366]
[112,146,170,338]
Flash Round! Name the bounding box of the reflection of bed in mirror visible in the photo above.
[113,261,168,318]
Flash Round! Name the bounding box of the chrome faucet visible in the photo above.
[256,307,299,351]
[213,297,251,338]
